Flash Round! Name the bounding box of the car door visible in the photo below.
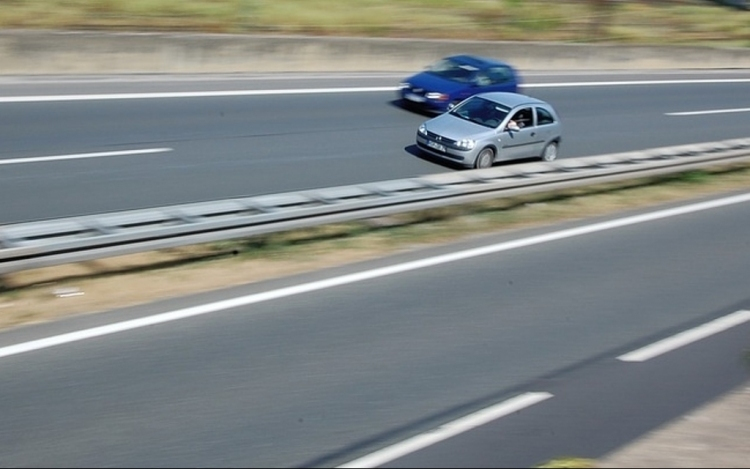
[498,106,541,160]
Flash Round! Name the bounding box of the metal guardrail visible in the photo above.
[2,137,750,275]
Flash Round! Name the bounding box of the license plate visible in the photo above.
[427,140,446,152]
[405,93,426,103]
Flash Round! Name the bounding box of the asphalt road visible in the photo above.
[1,70,750,224]
[0,70,749,467]
[0,191,749,467]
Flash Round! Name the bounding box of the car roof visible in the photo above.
[474,92,548,108]
[445,54,514,70]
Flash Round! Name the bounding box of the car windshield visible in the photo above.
[427,58,479,83]
[448,97,510,128]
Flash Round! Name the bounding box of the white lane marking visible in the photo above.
[0,148,173,165]
[0,87,396,103]
[666,107,750,116]
[618,310,750,363]
[0,78,749,103]
[336,392,553,469]
[0,72,409,85]
[523,78,750,88]
[1,192,750,360]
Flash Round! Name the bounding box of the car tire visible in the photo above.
[474,148,495,169]
[541,142,558,162]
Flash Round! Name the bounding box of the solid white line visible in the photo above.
[666,107,750,116]
[336,392,553,469]
[522,78,750,88]
[1,192,750,360]
[0,148,173,165]
[618,310,750,363]
[1,78,749,103]
[0,87,396,103]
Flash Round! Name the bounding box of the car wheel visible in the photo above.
[474,148,495,169]
[541,142,558,162]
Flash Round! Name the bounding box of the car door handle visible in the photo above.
[530,132,536,137]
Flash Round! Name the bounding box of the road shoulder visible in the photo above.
[597,379,750,468]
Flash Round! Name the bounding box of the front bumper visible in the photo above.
[415,133,476,166]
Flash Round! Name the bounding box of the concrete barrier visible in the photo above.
[1,29,750,75]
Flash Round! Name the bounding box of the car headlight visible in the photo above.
[425,92,449,101]
[418,124,428,135]
[456,139,476,150]
[398,82,411,90]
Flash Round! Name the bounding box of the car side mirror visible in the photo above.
[506,121,520,132]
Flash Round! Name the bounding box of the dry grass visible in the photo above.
[0,0,749,47]
[2,165,750,332]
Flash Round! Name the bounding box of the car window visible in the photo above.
[487,66,514,84]
[536,107,555,126]
[474,72,492,86]
[427,58,479,83]
[450,97,509,128]
[510,107,534,128]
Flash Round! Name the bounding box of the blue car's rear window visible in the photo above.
[427,58,479,83]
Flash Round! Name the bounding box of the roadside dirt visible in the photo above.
[2,166,750,333]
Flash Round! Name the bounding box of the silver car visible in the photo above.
[416,92,562,169]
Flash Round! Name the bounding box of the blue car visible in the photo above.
[398,55,521,114]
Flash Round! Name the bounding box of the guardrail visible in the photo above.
[2,137,750,276]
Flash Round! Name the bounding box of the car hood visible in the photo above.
[424,113,492,140]
[405,72,468,94]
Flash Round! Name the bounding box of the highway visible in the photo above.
[0,70,749,467]
[2,70,750,224]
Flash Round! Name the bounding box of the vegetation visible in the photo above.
[1,0,749,47]
[535,456,597,468]
[3,163,750,330]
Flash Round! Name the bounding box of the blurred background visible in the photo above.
[0,0,748,47]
